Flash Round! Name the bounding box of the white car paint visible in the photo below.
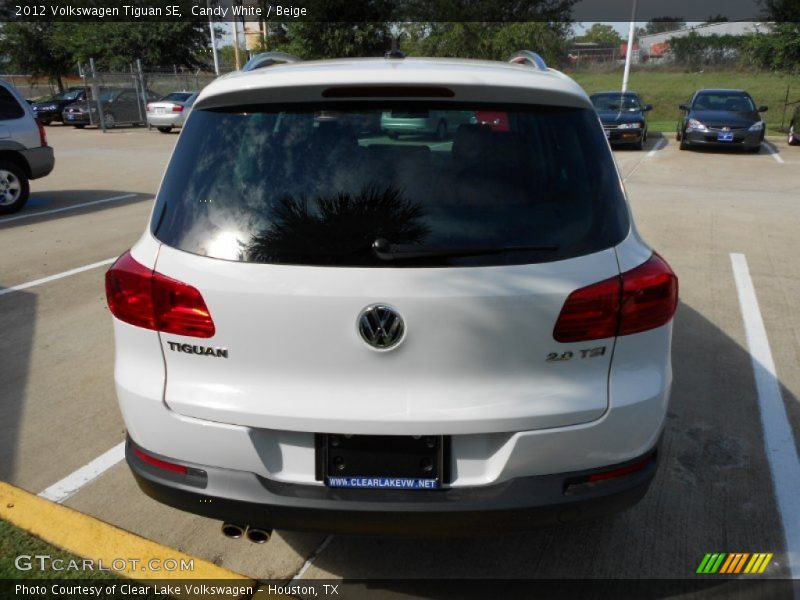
[109,57,674,516]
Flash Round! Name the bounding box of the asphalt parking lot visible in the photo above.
[1,125,799,589]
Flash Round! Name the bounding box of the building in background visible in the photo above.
[638,22,770,63]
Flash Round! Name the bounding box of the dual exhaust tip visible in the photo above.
[221,522,272,544]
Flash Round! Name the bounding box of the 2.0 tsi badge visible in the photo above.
[357,304,405,350]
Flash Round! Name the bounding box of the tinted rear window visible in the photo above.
[162,92,194,102]
[152,103,629,267]
[693,93,755,112]
[0,85,25,120]
[590,94,641,111]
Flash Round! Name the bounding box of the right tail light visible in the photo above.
[553,253,677,343]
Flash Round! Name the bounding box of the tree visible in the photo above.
[402,23,571,66]
[62,22,210,70]
[259,0,394,59]
[264,22,393,59]
[644,17,687,35]
[1,23,74,91]
[578,23,622,44]
[760,0,800,21]
[742,0,800,72]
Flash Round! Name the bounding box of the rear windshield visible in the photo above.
[152,103,629,267]
[161,92,194,102]
[53,89,83,101]
[693,93,755,112]
[591,94,641,111]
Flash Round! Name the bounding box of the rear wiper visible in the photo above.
[372,238,558,261]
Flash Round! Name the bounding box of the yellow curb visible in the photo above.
[0,481,257,599]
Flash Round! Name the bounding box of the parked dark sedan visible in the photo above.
[30,87,86,124]
[788,103,799,146]
[62,88,159,128]
[677,89,767,153]
[590,91,652,150]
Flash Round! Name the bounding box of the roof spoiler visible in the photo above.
[241,52,302,72]
[508,51,548,71]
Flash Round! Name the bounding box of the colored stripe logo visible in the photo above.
[696,553,773,574]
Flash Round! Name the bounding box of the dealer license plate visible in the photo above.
[320,434,446,490]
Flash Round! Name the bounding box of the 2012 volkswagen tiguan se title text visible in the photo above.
[105,51,677,537]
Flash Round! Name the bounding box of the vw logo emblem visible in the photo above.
[357,304,405,350]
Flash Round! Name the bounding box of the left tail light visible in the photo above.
[105,251,215,338]
[146,103,153,112]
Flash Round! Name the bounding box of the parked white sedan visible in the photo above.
[146,91,199,133]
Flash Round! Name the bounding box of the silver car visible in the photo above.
[146,91,199,133]
[0,79,55,214]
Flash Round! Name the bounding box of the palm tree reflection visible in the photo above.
[245,185,429,265]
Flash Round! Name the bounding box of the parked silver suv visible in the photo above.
[0,80,55,214]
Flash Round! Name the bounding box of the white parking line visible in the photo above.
[731,253,800,580]
[291,534,333,581]
[762,141,785,164]
[647,137,667,158]
[0,193,139,224]
[623,137,665,182]
[0,258,116,297]
[38,442,125,503]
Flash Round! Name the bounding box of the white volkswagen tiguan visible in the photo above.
[106,52,677,538]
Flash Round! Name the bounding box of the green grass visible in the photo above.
[0,519,118,580]
[570,69,798,134]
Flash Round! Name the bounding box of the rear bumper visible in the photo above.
[63,112,91,125]
[683,130,762,148]
[146,113,185,128]
[32,109,60,122]
[605,129,644,145]
[127,436,658,534]
[19,147,54,179]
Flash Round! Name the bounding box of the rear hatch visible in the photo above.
[149,101,631,435]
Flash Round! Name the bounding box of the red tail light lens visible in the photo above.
[132,445,188,475]
[553,254,677,342]
[171,105,184,112]
[618,253,678,336]
[587,455,654,482]
[105,252,156,330]
[152,272,214,337]
[36,118,48,147]
[146,103,153,112]
[105,251,215,338]
[552,277,621,343]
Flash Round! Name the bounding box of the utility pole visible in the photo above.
[622,0,638,93]
[208,0,220,75]
[232,20,241,69]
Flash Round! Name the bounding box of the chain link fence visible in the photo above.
[1,62,225,130]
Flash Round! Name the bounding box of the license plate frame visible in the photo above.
[318,434,447,490]
[717,131,734,142]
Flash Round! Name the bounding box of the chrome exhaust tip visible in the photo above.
[246,527,272,544]
[221,523,245,539]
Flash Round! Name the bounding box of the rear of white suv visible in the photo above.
[106,54,677,536]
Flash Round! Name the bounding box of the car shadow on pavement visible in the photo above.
[0,190,152,227]
[0,288,35,484]
[281,300,797,596]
